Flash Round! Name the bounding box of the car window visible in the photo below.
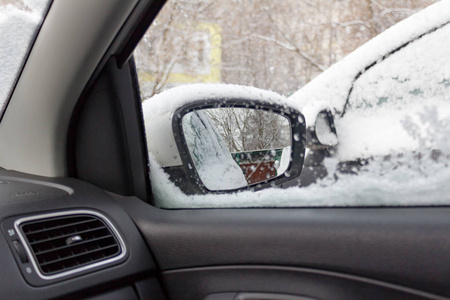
[134,0,444,208]
[0,0,51,118]
[348,23,450,111]
[335,22,450,162]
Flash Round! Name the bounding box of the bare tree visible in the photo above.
[135,0,439,98]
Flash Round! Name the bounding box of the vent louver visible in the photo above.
[17,213,124,277]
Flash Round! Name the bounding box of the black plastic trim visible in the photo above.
[119,196,450,298]
[163,265,447,300]
[68,57,150,200]
[115,0,167,67]
[0,170,157,299]
[3,210,128,286]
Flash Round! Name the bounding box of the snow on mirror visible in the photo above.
[182,108,291,191]
[315,111,338,146]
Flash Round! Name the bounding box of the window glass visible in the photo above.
[0,0,51,118]
[349,23,450,111]
[136,0,437,99]
[134,0,445,208]
[337,23,450,162]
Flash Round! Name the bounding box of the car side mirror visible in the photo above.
[143,85,306,195]
[306,109,338,149]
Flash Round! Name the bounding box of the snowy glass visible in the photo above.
[182,108,291,191]
[341,23,450,162]
[0,0,51,118]
[135,0,448,208]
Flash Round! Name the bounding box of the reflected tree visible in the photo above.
[205,108,290,152]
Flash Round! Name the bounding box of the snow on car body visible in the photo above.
[291,0,450,162]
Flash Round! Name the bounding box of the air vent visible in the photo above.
[14,211,126,280]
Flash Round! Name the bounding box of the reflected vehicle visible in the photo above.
[292,4,450,186]
[182,108,291,190]
[182,110,247,190]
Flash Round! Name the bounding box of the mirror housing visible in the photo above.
[142,84,306,195]
[173,100,305,194]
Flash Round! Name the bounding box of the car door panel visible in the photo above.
[163,266,441,300]
[118,196,450,299]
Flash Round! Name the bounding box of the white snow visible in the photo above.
[182,110,247,190]
[0,1,50,116]
[22,0,50,15]
[143,83,298,118]
[348,23,450,110]
[315,113,338,146]
[291,0,450,125]
[276,146,291,176]
[336,100,450,161]
[150,152,450,209]
[287,0,450,203]
[334,21,450,161]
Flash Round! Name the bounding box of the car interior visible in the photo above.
[0,1,449,300]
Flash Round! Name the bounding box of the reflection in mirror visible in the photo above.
[182,108,292,191]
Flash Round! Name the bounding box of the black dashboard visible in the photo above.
[2,168,450,300]
[0,169,163,300]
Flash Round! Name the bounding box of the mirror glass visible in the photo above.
[182,108,292,191]
[315,111,338,146]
